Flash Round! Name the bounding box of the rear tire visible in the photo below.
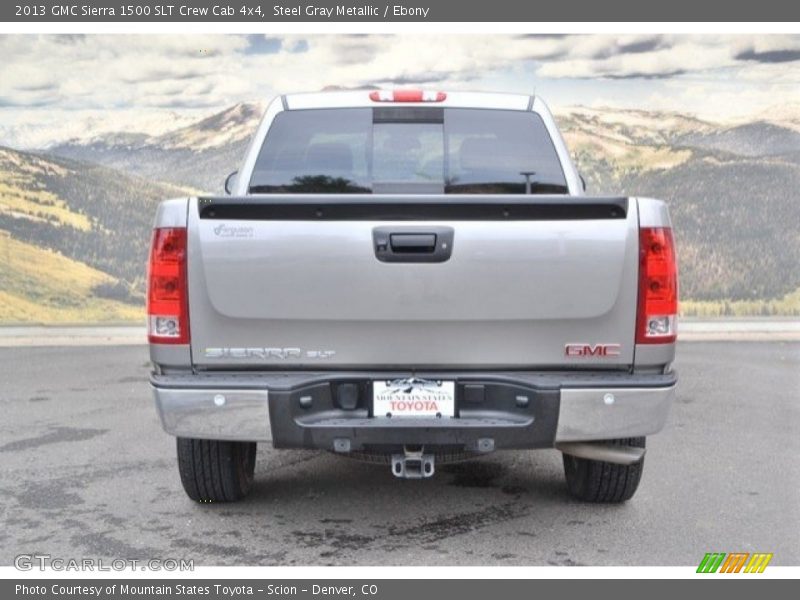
[176,438,256,503]
[562,437,645,503]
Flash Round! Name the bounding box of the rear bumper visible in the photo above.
[151,370,676,451]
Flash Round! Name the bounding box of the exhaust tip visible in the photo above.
[556,442,645,465]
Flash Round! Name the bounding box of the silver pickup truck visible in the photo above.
[148,90,678,504]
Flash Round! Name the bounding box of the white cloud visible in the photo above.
[0,33,798,146]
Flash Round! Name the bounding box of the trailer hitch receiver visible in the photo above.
[391,447,435,479]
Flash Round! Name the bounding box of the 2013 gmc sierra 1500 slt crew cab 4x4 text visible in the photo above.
[147,90,678,504]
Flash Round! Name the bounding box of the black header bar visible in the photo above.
[197,195,628,221]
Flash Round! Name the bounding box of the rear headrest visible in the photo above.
[381,135,422,153]
[459,137,528,172]
[460,137,502,171]
[304,142,353,173]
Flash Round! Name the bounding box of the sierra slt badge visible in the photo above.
[565,343,622,357]
[204,347,336,359]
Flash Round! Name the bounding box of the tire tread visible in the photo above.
[176,438,255,503]
[562,437,645,503]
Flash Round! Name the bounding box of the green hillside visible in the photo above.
[0,147,187,323]
[0,233,142,323]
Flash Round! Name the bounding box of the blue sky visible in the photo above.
[1,34,799,147]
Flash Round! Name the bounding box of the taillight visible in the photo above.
[369,90,447,103]
[147,227,189,344]
[636,227,678,344]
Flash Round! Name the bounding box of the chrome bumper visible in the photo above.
[154,387,272,442]
[555,385,674,441]
[152,370,675,446]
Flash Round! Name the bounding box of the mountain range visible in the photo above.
[48,103,264,194]
[1,101,799,323]
[555,106,800,302]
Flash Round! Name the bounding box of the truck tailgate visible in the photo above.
[187,196,639,368]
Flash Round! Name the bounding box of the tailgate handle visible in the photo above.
[373,227,454,263]
[390,233,436,253]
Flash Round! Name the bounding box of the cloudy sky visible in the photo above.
[1,34,799,147]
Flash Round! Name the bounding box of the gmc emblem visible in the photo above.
[565,343,622,357]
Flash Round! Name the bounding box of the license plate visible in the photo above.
[373,378,455,418]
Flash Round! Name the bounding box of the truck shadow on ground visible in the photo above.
[247,449,569,504]
[201,449,605,564]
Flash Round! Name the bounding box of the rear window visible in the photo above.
[248,108,569,194]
